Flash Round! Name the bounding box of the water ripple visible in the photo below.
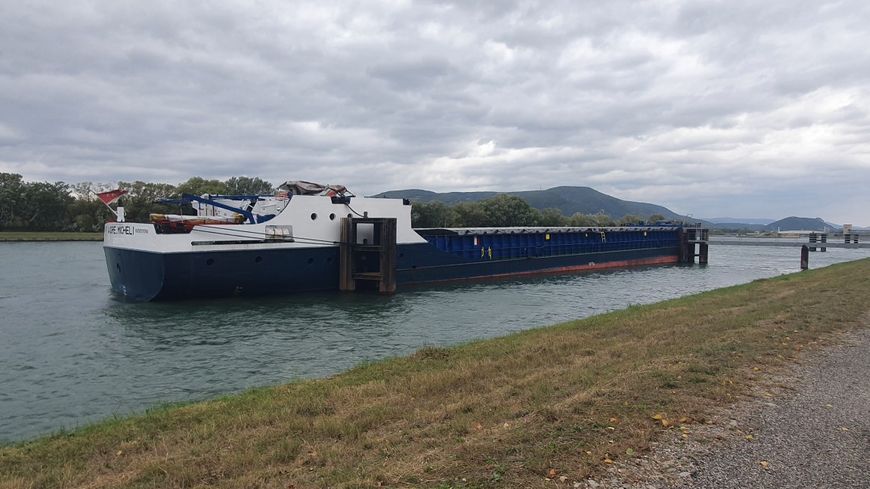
[0,241,866,442]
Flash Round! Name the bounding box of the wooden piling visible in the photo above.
[679,229,693,263]
[679,226,710,264]
[377,218,397,293]
[801,245,809,270]
[339,218,355,292]
[338,217,397,294]
[698,242,709,264]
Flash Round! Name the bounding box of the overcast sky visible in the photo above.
[1,1,868,224]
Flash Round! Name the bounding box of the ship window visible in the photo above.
[307,257,314,264]
[310,213,317,220]
[347,213,352,219]
[116,263,121,272]
[255,256,263,263]
[329,213,336,220]
[206,258,215,266]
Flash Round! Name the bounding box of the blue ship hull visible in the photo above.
[105,239,680,301]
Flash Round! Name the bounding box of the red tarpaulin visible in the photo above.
[96,189,128,205]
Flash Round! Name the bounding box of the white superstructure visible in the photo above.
[104,195,427,254]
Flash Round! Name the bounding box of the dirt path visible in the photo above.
[582,327,870,489]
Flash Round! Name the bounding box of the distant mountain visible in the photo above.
[765,216,840,232]
[706,217,776,225]
[373,186,696,221]
[708,222,768,232]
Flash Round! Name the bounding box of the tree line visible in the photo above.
[0,172,666,232]
[0,173,273,232]
[410,195,665,228]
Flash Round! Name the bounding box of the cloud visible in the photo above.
[0,0,869,223]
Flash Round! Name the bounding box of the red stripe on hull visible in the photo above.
[509,254,679,277]
[410,254,680,286]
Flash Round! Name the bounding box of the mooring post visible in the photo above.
[339,218,355,291]
[679,229,692,263]
[378,218,397,294]
[801,244,809,270]
[820,233,827,252]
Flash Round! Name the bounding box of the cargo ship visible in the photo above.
[103,181,708,301]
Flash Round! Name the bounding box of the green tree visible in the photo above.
[567,212,597,227]
[618,214,643,226]
[119,181,177,201]
[67,197,112,232]
[0,173,25,229]
[175,177,229,196]
[225,176,274,195]
[452,201,490,227]
[118,181,179,223]
[68,181,113,199]
[648,213,666,223]
[535,208,566,226]
[20,181,73,230]
[411,201,456,228]
[590,212,615,227]
[479,194,538,227]
[64,182,115,231]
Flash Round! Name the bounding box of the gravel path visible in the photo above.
[579,327,870,489]
[681,328,870,489]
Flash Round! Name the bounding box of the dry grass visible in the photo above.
[2,258,869,488]
[0,232,102,241]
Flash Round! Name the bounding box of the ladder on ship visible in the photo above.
[339,217,398,293]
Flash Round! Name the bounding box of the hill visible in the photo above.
[707,217,775,225]
[374,186,693,221]
[765,216,840,232]
[707,222,768,232]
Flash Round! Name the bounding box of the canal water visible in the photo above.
[0,241,866,442]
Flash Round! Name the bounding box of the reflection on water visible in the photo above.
[0,240,866,442]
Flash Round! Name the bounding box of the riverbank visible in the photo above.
[680,327,869,488]
[1,259,868,488]
[0,231,102,241]
[571,324,870,488]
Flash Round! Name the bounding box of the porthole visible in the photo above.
[310,213,317,220]
[347,213,352,219]
[399,252,404,258]
[206,258,215,266]
[307,257,314,264]
[329,213,336,220]
[255,256,263,263]
[326,257,333,263]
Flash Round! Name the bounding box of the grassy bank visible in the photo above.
[2,259,869,488]
[0,231,102,242]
